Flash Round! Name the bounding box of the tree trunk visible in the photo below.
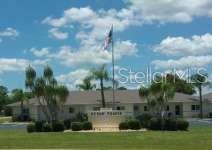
[199,86,203,119]
[20,100,24,114]
[100,78,106,108]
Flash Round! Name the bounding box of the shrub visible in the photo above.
[128,120,141,130]
[164,118,177,131]
[42,123,52,132]
[75,113,88,122]
[149,118,162,130]
[136,113,152,128]
[82,121,92,130]
[64,119,72,129]
[35,121,44,132]
[4,107,12,116]
[71,122,82,131]
[27,123,35,133]
[119,122,129,130]
[52,122,65,132]
[208,112,212,118]
[176,119,189,131]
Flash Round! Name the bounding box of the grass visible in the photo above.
[0,126,212,149]
[0,116,12,123]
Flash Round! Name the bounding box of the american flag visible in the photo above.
[103,25,113,50]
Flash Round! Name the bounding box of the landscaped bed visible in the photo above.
[0,126,211,149]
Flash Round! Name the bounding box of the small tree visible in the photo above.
[25,65,69,124]
[139,76,175,119]
[76,76,96,91]
[139,86,156,114]
[90,65,110,108]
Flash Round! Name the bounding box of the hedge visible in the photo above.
[82,121,92,130]
[42,123,52,132]
[52,122,65,132]
[136,113,152,128]
[119,122,129,130]
[119,120,141,130]
[148,118,189,131]
[71,122,82,131]
[176,119,189,131]
[27,123,35,133]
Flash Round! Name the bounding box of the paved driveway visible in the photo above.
[0,123,28,130]
[187,118,212,126]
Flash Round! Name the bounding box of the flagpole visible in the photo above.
[111,25,115,110]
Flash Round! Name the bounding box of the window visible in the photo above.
[196,105,200,111]
[166,105,170,111]
[117,106,125,110]
[144,106,148,111]
[191,105,196,111]
[191,105,200,111]
[69,107,75,113]
[134,105,139,111]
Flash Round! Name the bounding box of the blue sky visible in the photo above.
[1,0,212,91]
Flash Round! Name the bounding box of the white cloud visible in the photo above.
[29,47,50,57]
[43,1,212,30]
[0,28,19,37]
[48,28,68,40]
[154,33,212,56]
[51,40,137,67]
[152,55,212,69]
[0,28,19,42]
[0,58,47,73]
[127,0,212,24]
[56,69,90,89]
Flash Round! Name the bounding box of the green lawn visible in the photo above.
[0,126,211,149]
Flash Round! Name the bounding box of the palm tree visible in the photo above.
[56,85,69,111]
[25,65,36,92]
[90,65,110,108]
[76,76,96,91]
[150,78,175,118]
[191,73,208,119]
[25,65,69,124]
[139,86,157,115]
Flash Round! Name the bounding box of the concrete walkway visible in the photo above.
[187,118,212,125]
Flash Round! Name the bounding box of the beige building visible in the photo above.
[8,90,212,121]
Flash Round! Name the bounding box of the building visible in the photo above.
[8,90,212,121]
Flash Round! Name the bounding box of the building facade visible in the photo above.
[8,90,212,121]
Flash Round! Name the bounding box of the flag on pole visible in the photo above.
[103,25,113,50]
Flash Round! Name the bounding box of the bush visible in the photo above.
[128,120,141,130]
[71,122,82,131]
[42,123,52,132]
[176,119,189,131]
[75,113,88,122]
[149,118,162,130]
[35,121,44,132]
[27,123,35,133]
[64,119,72,129]
[208,112,212,118]
[136,113,152,128]
[119,122,129,130]
[82,121,92,130]
[52,122,65,132]
[164,118,177,131]
[4,107,12,116]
